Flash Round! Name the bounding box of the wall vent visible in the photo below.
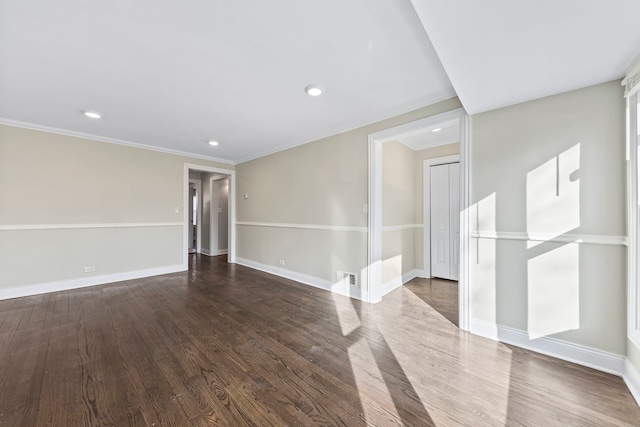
[337,270,358,288]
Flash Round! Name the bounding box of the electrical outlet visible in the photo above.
[279,259,285,266]
[84,266,96,273]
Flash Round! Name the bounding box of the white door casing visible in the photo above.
[184,164,236,269]
[188,179,202,253]
[367,108,470,331]
[449,162,460,281]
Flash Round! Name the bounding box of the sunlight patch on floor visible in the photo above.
[347,339,400,425]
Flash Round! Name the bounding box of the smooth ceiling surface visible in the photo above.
[410,0,640,115]
[0,0,454,163]
[397,119,459,151]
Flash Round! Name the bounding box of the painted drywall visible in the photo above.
[199,174,230,255]
[236,97,463,289]
[382,141,416,284]
[218,178,229,251]
[0,124,233,290]
[201,174,212,252]
[413,143,459,271]
[470,80,626,354]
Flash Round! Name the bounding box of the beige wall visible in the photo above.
[236,97,463,288]
[379,141,461,282]
[382,141,416,284]
[470,80,626,354]
[0,125,233,290]
[201,173,213,252]
[218,178,229,250]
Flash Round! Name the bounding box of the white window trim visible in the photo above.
[627,89,640,348]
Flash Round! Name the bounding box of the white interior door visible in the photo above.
[431,164,450,279]
[430,162,460,280]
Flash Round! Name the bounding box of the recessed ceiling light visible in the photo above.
[83,110,102,119]
[208,140,219,146]
[432,128,442,132]
[305,84,324,97]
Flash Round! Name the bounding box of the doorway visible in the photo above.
[183,163,236,269]
[188,179,202,254]
[367,108,470,330]
[424,156,460,280]
[208,174,230,257]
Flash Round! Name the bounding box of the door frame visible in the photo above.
[209,176,220,256]
[183,164,236,269]
[423,155,460,279]
[367,107,471,331]
[209,176,230,256]
[188,178,202,254]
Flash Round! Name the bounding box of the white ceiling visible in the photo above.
[0,0,454,164]
[397,118,459,151]
[3,1,640,164]
[410,0,640,115]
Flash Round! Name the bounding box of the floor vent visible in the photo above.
[337,270,358,288]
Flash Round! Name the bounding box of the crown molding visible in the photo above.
[235,88,458,164]
[0,118,235,165]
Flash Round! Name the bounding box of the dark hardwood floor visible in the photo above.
[1,255,638,426]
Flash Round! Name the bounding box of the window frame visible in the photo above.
[627,90,640,347]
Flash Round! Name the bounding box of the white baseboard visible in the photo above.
[624,358,640,406]
[381,269,423,297]
[470,319,625,376]
[200,248,228,257]
[0,264,185,301]
[235,257,364,301]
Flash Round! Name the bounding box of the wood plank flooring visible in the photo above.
[0,255,638,426]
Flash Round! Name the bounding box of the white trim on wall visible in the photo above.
[368,108,471,319]
[0,118,233,165]
[381,269,423,297]
[423,154,461,279]
[458,113,471,331]
[234,88,458,164]
[188,178,202,253]
[210,177,220,256]
[471,230,627,246]
[184,164,236,269]
[236,221,368,232]
[624,358,640,406]
[470,319,626,376]
[382,224,423,232]
[235,257,363,301]
[626,90,640,349]
[0,222,182,231]
[0,264,184,301]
